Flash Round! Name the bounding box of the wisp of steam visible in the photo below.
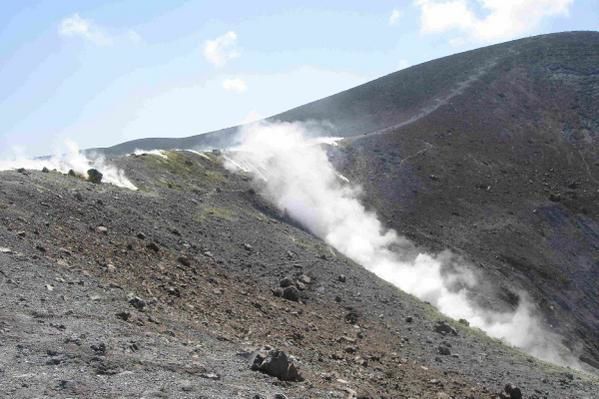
[224,121,582,370]
[0,140,136,190]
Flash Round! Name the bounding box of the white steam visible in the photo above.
[225,121,582,369]
[131,149,168,159]
[0,140,136,190]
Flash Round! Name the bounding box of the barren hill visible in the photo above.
[98,31,599,368]
[1,152,597,398]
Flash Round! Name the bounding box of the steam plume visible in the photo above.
[0,140,136,190]
[224,121,582,369]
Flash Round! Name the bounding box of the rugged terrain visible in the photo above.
[94,31,599,369]
[2,31,598,398]
[1,152,598,398]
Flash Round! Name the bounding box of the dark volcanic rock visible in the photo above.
[279,277,294,288]
[282,286,300,302]
[249,349,303,382]
[146,242,160,252]
[434,321,458,336]
[504,383,523,399]
[87,169,103,184]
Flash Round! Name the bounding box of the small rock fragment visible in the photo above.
[433,321,458,336]
[146,242,160,252]
[282,286,300,302]
[128,295,146,311]
[279,277,294,288]
[437,346,451,356]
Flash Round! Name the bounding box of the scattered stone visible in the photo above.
[243,243,253,251]
[146,242,160,252]
[249,349,303,382]
[298,274,311,284]
[199,372,220,380]
[503,383,523,399]
[96,226,108,234]
[178,380,193,392]
[338,274,346,283]
[136,232,146,240]
[549,193,561,202]
[17,168,28,175]
[128,295,146,311]
[345,309,359,324]
[87,169,103,184]
[17,231,26,238]
[116,312,131,321]
[90,343,107,355]
[438,345,451,356]
[458,318,470,326]
[74,192,84,202]
[433,321,458,336]
[279,277,294,288]
[272,288,284,297]
[177,256,191,266]
[405,316,413,323]
[282,286,300,302]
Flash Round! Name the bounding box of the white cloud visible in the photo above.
[414,0,574,42]
[127,29,143,44]
[58,13,142,46]
[59,13,111,45]
[222,78,248,93]
[203,31,240,67]
[389,8,402,25]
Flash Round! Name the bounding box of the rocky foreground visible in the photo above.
[0,151,597,398]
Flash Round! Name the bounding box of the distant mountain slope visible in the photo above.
[331,30,599,368]
[96,31,598,156]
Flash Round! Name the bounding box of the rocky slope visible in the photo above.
[1,152,598,398]
[94,31,599,369]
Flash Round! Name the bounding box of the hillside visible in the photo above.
[331,30,599,369]
[1,152,597,398]
[95,31,599,368]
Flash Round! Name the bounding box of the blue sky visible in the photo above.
[1,0,597,156]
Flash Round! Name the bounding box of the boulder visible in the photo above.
[282,286,300,302]
[504,384,523,399]
[249,349,303,382]
[437,346,451,356]
[279,277,294,288]
[87,169,103,184]
[433,321,458,336]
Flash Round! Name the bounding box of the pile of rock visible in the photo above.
[272,275,311,302]
[248,347,303,382]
